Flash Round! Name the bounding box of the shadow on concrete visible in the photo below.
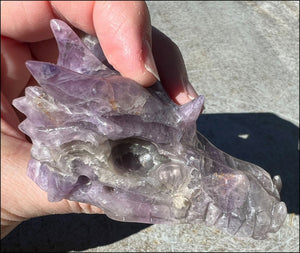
[1,112,298,252]
[1,214,150,252]
[196,112,299,214]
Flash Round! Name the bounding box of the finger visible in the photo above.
[29,37,58,63]
[1,1,96,42]
[1,36,32,102]
[52,1,159,86]
[151,27,198,105]
[2,1,159,87]
[1,1,56,42]
[93,1,158,86]
[50,1,96,35]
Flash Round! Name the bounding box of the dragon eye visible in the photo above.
[111,138,157,172]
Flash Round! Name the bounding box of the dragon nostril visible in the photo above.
[76,175,90,185]
[70,175,91,194]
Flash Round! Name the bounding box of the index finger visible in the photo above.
[1,1,158,87]
[1,1,97,42]
[1,1,57,42]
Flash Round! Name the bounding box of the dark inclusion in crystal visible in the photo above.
[12,19,287,240]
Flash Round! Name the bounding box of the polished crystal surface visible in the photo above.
[12,19,287,240]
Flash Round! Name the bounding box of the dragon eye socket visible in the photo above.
[111,138,157,172]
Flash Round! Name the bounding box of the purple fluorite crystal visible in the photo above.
[12,19,287,239]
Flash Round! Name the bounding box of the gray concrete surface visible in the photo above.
[1,1,299,252]
[80,214,299,252]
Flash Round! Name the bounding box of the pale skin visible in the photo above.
[1,1,198,239]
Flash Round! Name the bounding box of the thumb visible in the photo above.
[93,1,159,87]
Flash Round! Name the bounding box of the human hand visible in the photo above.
[1,1,198,239]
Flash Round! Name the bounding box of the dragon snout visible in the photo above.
[190,169,287,239]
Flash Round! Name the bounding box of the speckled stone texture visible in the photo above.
[75,214,299,252]
[2,1,299,252]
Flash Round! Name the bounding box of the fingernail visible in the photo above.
[175,81,199,104]
[175,92,191,105]
[143,40,160,81]
[185,81,198,100]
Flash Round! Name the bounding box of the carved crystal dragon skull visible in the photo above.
[12,19,287,240]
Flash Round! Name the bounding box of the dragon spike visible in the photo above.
[50,19,108,74]
[177,95,205,124]
[25,61,112,104]
[25,60,61,83]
